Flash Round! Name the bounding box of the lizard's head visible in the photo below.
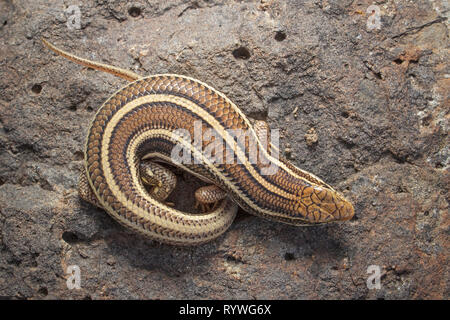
[292,184,354,224]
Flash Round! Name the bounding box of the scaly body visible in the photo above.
[43,39,354,245]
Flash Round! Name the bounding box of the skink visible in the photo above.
[43,39,354,245]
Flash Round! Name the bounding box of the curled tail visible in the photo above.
[42,38,141,82]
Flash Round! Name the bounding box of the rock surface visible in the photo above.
[0,0,448,299]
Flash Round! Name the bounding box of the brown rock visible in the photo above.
[0,0,447,299]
